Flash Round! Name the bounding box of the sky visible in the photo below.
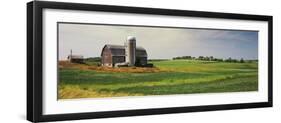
[58,23,258,60]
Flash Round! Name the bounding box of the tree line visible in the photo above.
[173,56,257,63]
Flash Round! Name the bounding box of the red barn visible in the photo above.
[101,44,147,67]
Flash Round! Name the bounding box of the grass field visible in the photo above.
[58,60,258,99]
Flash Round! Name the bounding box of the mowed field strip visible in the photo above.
[58,60,258,99]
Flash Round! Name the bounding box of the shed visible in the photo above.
[67,55,84,63]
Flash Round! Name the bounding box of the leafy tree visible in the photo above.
[240,58,245,63]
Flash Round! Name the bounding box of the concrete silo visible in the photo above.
[125,36,136,66]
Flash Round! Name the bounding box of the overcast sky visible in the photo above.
[58,23,258,60]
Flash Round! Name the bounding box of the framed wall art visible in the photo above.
[27,1,273,122]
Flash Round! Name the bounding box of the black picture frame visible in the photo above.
[27,1,273,122]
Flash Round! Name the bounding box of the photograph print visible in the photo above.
[58,22,258,99]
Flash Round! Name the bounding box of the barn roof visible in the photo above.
[105,44,145,50]
[101,44,147,57]
[105,44,125,50]
[68,55,83,59]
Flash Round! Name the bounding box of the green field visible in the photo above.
[58,60,258,99]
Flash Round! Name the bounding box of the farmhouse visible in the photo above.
[101,36,148,67]
[67,50,84,63]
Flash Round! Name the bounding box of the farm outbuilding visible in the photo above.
[67,50,84,63]
[101,36,148,67]
[67,55,84,63]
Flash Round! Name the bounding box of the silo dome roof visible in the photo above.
[127,36,136,41]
